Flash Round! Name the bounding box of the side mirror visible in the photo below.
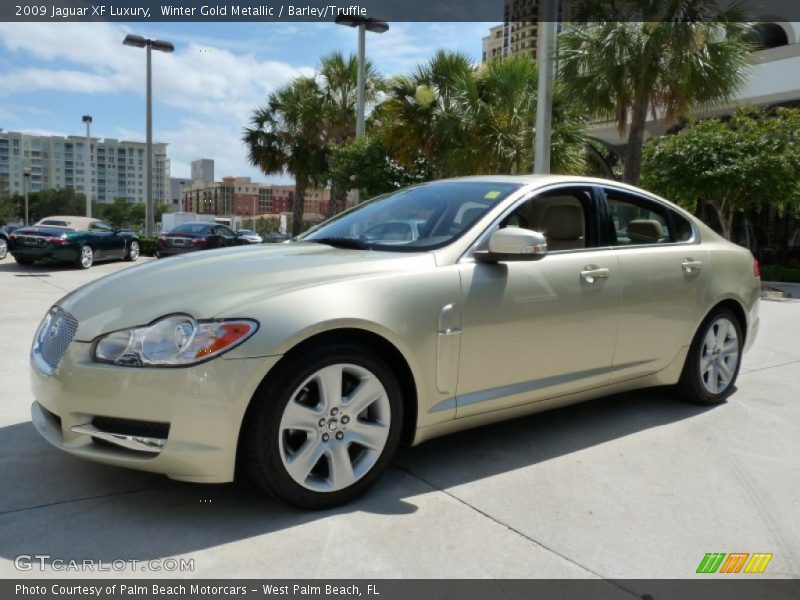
[474,228,547,263]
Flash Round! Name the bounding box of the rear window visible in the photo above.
[40,220,70,227]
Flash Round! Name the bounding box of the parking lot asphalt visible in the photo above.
[0,257,798,581]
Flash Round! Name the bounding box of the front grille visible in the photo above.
[38,307,79,371]
[92,416,170,439]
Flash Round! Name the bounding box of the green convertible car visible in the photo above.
[10,216,140,269]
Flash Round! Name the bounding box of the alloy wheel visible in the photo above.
[278,363,391,492]
[699,316,740,394]
[0,238,7,260]
[129,241,140,260]
[80,246,93,268]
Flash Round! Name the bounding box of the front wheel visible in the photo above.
[0,238,7,260]
[76,245,94,269]
[125,240,140,261]
[677,308,743,405]
[241,343,403,509]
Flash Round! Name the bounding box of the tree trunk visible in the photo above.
[622,96,650,185]
[326,183,348,218]
[710,200,733,241]
[292,179,306,237]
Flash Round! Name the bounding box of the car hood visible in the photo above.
[58,242,434,341]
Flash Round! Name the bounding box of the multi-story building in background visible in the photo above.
[504,0,539,61]
[482,24,505,63]
[190,158,214,182]
[182,176,329,220]
[0,131,169,204]
[169,177,191,208]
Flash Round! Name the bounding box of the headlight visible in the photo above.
[93,314,258,367]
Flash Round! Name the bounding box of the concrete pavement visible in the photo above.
[0,257,798,580]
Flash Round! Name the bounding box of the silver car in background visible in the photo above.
[29,176,759,509]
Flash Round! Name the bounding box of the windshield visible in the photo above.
[301,181,520,251]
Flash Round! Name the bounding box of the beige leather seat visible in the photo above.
[627,219,664,244]
[541,205,584,251]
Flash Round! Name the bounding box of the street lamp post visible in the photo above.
[82,115,92,217]
[334,16,389,139]
[22,167,31,226]
[123,34,174,237]
[334,16,388,205]
[534,0,558,174]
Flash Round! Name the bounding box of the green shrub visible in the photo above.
[137,237,158,257]
[760,266,800,283]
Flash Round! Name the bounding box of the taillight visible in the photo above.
[193,238,208,246]
[45,236,67,245]
[157,236,166,245]
[753,259,760,278]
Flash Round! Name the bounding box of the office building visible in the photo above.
[191,158,214,182]
[0,131,169,204]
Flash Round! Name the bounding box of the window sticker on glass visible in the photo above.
[484,190,502,199]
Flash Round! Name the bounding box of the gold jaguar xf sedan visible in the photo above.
[30,176,760,508]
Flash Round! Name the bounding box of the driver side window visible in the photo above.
[499,188,591,252]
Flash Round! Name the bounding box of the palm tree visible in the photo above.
[379,51,586,177]
[559,0,752,184]
[243,77,327,236]
[316,52,382,216]
[379,50,475,179]
[463,55,587,174]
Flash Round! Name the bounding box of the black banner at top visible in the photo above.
[2,0,800,22]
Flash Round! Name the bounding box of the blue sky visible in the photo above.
[0,21,491,184]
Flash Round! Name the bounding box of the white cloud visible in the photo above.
[0,22,314,124]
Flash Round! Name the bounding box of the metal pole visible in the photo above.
[145,42,154,237]
[534,0,557,174]
[84,119,91,217]
[356,24,366,138]
[23,175,29,227]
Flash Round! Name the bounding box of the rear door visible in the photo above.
[601,186,709,381]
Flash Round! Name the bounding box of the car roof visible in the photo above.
[440,174,640,190]
[34,216,102,231]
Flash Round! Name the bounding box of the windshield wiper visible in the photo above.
[307,237,370,250]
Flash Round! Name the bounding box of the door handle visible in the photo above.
[682,259,703,273]
[580,267,610,283]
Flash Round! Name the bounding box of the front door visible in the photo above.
[456,186,622,418]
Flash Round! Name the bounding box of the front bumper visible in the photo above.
[31,341,280,483]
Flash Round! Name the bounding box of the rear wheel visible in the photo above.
[241,342,403,509]
[677,308,743,405]
[125,240,140,261]
[0,238,7,260]
[76,245,93,269]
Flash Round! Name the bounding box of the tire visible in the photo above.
[125,240,140,261]
[0,238,7,260]
[14,255,34,266]
[677,308,743,405]
[241,342,404,509]
[76,245,94,269]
